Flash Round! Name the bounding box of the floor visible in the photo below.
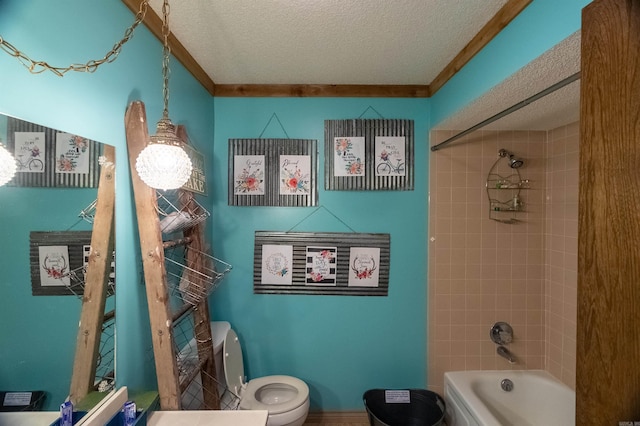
[303,413,370,426]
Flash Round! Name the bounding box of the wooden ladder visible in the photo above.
[69,145,116,405]
[125,100,220,410]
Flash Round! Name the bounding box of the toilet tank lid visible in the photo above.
[210,321,231,352]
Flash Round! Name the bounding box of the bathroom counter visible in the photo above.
[0,411,59,425]
[147,410,268,426]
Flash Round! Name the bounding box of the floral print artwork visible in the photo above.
[56,132,90,174]
[348,247,380,287]
[280,155,310,195]
[333,136,365,177]
[306,246,337,285]
[261,244,293,285]
[234,155,265,195]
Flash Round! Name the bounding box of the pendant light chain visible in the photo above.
[161,0,172,119]
[0,1,149,76]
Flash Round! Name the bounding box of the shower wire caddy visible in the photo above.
[486,149,530,224]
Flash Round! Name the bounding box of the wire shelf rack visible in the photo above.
[157,190,211,235]
[95,311,115,392]
[174,314,240,410]
[165,246,232,307]
[63,259,116,299]
[78,199,98,224]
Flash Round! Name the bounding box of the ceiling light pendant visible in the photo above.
[135,0,192,191]
[0,143,17,187]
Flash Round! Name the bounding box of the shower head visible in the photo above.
[509,155,524,169]
[498,149,524,168]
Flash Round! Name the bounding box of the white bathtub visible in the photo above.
[444,370,575,426]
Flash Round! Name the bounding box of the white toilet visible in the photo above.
[217,321,309,426]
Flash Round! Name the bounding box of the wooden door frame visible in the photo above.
[577,0,640,424]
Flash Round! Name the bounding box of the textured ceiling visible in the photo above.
[149,0,508,85]
[433,31,581,132]
[146,1,580,131]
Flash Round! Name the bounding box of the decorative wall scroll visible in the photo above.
[325,119,414,190]
[229,139,318,206]
[5,116,102,188]
[30,231,92,296]
[254,231,390,296]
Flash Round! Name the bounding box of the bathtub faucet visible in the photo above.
[497,345,517,364]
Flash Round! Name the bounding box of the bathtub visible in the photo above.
[444,370,575,426]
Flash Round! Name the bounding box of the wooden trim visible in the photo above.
[120,0,216,96]
[214,84,430,98]
[304,411,369,423]
[428,0,533,96]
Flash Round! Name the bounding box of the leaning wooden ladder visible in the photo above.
[69,145,116,405]
[125,100,226,410]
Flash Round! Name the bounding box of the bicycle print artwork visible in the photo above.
[375,136,406,177]
[14,131,46,173]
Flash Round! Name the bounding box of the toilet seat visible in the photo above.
[240,375,309,414]
[223,329,309,415]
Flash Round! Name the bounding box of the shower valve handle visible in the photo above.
[490,322,514,345]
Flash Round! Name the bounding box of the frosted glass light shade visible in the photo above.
[0,144,17,187]
[136,143,192,191]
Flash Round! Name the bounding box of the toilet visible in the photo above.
[216,321,309,426]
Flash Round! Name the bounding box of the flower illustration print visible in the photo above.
[72,135,89,153]
[281,166,309,193]
[335,138,352,156]
[236,168,263,193]
[320,250,334,260]
[309,272,324,282]
[346,158,363,175]
[58,155,76,172]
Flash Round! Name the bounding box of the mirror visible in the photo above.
[0,112,115,412]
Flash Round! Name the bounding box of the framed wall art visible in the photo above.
[325,119,414,191]
[228,138,318,207]
[5,116,103,188]
[254,231,390,296]
[30,231,92,296]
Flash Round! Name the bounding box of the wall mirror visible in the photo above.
[0,112,115,412]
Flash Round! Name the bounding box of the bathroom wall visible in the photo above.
[427,129,547,395]
[0,0,214,405]
[209,97,430,411]
[427,122,580,394]
[544,121,579,388]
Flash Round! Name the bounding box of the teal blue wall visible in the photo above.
[0,185,94,411]
[209,98,429,410]
[0,0,592,415]
[431,0,591,127]
[0,0,213,411]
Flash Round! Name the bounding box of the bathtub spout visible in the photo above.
[497,345,516,364]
